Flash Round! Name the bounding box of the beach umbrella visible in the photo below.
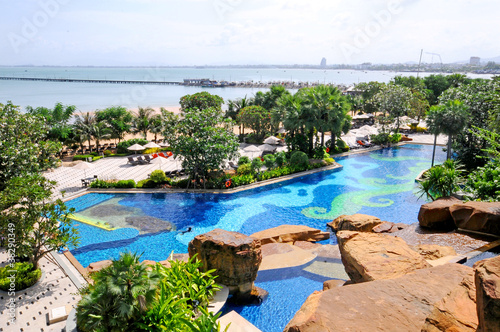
[144,141,161,149]
[258,143,277,152]
[73,161,94,178]
[263,136,281,145]
[127,143,145,154]
[277,127,286,134]
[243,145,261,152]
[151,154,165,170]
[159,142,169,147]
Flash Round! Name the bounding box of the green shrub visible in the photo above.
[136,179,157,188]
[274,151,287,167]
[144,147,161,154]
[231,174,255,186]
[92,156,103,162]
[237,163,252,175]
[313,146,329,159]
[115,180,136,188]
[263,154,276,169]
[89,179,112,188]
[251,157,264,173]
[238,156,251,166]
[117,138,148,154]
[290,151,308,169]
[336,139,349,152]
[417,159,463,201]
[0,262,42,291]
[103,150,112,156]
[171,178,190,188]
[370,133,391,145]
[465,161,500,201]
[390,133,402,143]
[150,170,168,183]
[311,162,324,169]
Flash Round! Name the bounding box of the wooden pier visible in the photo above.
[0,76,181,85]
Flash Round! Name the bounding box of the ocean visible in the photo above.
[0,66,492,112]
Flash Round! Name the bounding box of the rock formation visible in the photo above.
[284,264,472,332]
[337,231,431,283]
[250,225,329,245]
[327,214,384,232]
[474,255,500,331]
[188,229,263,303]
[450,201,500,236]
[411,244,457,260]
[418,196,462,231]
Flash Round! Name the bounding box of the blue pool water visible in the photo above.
[66,144,445,331]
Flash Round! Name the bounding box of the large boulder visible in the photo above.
[250,225,329,245]
[337,231,431,283]
[418,196,462,231]
[450,201,500,236]
[188,229,262,301]
[411,244,457,260]
[474,255,500,332]
[284,264,472,332]
[421,269,478,331]
[327,214,384,232]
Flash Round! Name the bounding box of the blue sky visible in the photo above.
[1,0,498,66]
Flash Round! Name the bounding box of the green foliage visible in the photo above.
[150,170,168,183]
[230,174,256,186]
[0,101,62,189]
[390,133,402,143]
[0,174,79,270]
[417,159,463,201]
[136,179,157,188]
[76,252,161,332]
[115,180,136,188]
[180,92,224,112]
[143,148,161,155]
[132,107,154,139]
[238,156,251,165]
[73,154,95,161]
[170,99,239,188]
[95,106,133,142]
[134,255,224,332]
[236,163,252,175]
[290,151,309,169]
[274,151,287,167]
[237,105,272,141]
[117,138,149,154]
[313,146,329,159]
[26,102,76,142]
[465,161,500,201]
[251,157,264,173]
[324,157,335,165]
[263,154,276,169]
[369,84,412,132]
[0,262,42,291]
[89,179,112,188]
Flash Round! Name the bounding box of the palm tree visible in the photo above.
[73,112,95,152]
[132,107,154,139]
[76,252,160,331]
[149,114,163,142]
[279,93,303,151]
[227,97,249,135]
[91,121,111,151]
[427,100,469,163]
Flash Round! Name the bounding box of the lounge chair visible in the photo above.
[127,156,139,165]
[228,161,238,170]
[136,156,148,164]
[144,155,153,163]
[159,152,167,158]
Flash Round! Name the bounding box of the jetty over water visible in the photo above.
[0,76,181,85]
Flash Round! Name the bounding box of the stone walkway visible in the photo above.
[0,250,82,332]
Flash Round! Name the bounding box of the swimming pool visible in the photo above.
[65,144,445,331]
[66,144,445,267]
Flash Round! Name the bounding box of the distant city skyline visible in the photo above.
[1,0,498,66]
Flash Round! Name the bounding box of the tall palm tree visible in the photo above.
[149,114,163,142]
[91,121,111,151]
[132,107,154,139]
[227,97,249,135]
[73,112,95,152]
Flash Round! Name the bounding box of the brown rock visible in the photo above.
[293,241,322,250]
[450,201,500,236]
[250,225,329,245]
[412,244,457,260]
[188,229,262,300]
[323,279,345,291]
[337,231,431,283]
[422,269,478,332]
[474,255,500,332]
[418,196,462,231]
[284,264,472,332]
[372,221,395,233]
[327,214,384,232]
[86,260,112,273]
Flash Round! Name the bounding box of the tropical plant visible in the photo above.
[160,108,179,145]
[117,138,149,154]
[417,159,463,201]
[0,262,42,291]
[26,102,76,142]
[251,157,264,173]
[370,84,412,133]
[237,105,272,141]
[0,101,62,189]
[226,96,250,136]
[150,170,167,183]
[263,154,276,169]
[76,252,161,332]
[132,107,155,139]
[289,151,309,169]
[149,114,163,142]
[237,156,251,166]
[95,106,133,143]
[0,174,79,270]
[180,92,224,112]
[74,112,96,152]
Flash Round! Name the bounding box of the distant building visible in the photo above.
[470,57,481,65]
[320,57,327,67]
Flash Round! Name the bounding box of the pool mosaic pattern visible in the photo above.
[67,145,446,268]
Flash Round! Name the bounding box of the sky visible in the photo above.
[0,0,498,66]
